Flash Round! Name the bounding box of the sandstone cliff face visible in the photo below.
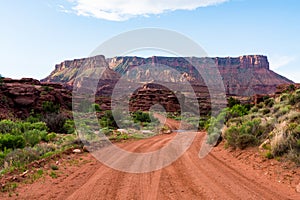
[43,55,292,97]
[0,78,72,119]
[41,55,293,113]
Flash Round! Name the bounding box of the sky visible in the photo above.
[0,0,299,82]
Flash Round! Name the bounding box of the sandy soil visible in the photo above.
[1,117,300,200]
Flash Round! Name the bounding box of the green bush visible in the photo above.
[26,111,42,123]
[278,106,290,116]
[45,132,57,142]
[26,122,48,132]
[0,120,18,134]
[265,151,274,159]
[226,104,249,120]
[280,93,289,102]
[264,98,275,108]
[289,92,300,105]
[42,101,60,113]
[250,106,259,113]
[236,134,257,149]
[63,119,75,134]
[131,111,152,123]
[198,118,207,130]
[100,127,113,136]
[92,103,101,112]
[288,112,300,123]
[99,111,118,129]
[261,108,271,115]
[227,97,241,108]
[224,119,261,149]
[0,134,25,151]
[23,129,47,147]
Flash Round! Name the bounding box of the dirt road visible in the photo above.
[4,117,300,199]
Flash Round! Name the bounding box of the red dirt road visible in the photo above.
[3,131,299,200]
[2,117,300,199]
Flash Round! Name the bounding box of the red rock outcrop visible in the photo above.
[128,83,183,113]
[0,78,72,119]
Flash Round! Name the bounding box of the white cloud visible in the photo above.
[65,0,229,21]
[58,5,73,14]
[269,55,296,70]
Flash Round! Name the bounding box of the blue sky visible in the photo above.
[0,0,299,82]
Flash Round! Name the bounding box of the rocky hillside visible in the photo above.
[43,55,292,96]
[0,78,72,119]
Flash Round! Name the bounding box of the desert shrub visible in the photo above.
[265,98,275,108]
[271,123,300,158]
[34,143,56,156]
[99,110,118,129]
[100,127,113,136]
[236,134,257,149]
[42,113,66,133]
[205,113,226,145]
[0,120,19,134]
[225,126,257,149]
[226,104,249,120]
[288,112,300,123]
[63,119,75,134]
[45,132,57,142]
[239,119,261,136]
[280,93,289,102]
[92,103,101,112]
[224,119,262,149]
[42,101,60,113]
[23,129,47,147]
[26,110,42,123]
[250,106,259,113]
[205,115,224,131]
[287,84,296,92]
[51,165,59,170]
[275,106,290,118]
[198,118,207,130]
[288,92,300,105]
[273,104,281,113]
[265,151,274,159]
[287,149,300,165]
[256,102,265,109]
[4,147,39,167]
[261,108,271,115]
[227,97,241,108]
[27,122,48,132]
[224,125,239,147]
[207,129,222,145]
[0,134,25,151]
[131,111,152,123]
[271,134,289,156]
